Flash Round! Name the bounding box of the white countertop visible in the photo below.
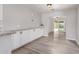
[0,26,44,36]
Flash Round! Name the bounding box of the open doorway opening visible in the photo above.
[53,16,65,39]
[54,20,65,32]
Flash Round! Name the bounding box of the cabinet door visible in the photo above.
[21,30,30,46]
[34,28,43,39]
[30,29,36,40]
[0,35,12,54]
[30,28,43,41]
[11,32,21,50]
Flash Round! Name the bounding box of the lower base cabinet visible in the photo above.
[11,28,45,51]
[11,32,21,50]
[0,28,47,54]
[21,30,31,46]
[0,35,12,54]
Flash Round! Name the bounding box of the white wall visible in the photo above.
[0,4,2,19]
[0,4,3,31]
[64,9,77,40]
[41,8,77,40]
[3,4,41,31]
[77,7,79,44]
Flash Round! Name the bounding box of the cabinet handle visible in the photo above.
[20,31,23,34]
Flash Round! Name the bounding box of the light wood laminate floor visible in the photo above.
[12,32,79,54]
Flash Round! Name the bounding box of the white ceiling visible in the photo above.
[24,4,78,13]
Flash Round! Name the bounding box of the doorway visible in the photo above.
[53,16,65,39]
[54,20,65,32]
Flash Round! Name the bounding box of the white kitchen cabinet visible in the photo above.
[21,30,30,46]
[35,28,43,38]
[11,32,21,50]
[11,28,44,51]
[30,29,37,40]
[11,30,31,50]
[30,28,43,41]
[20,28,44,46]
[42,28,48,36]
[0,35,12,54]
